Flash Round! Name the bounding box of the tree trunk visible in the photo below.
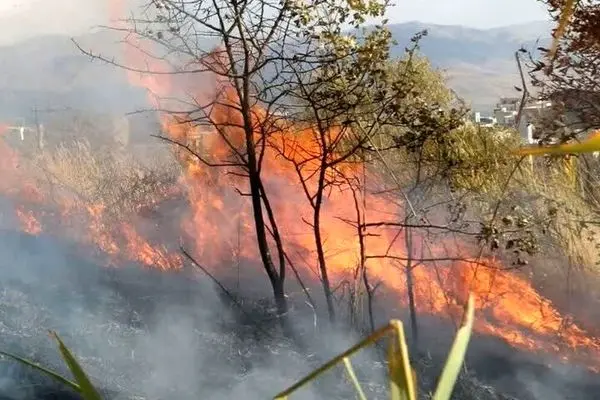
[240,102,292,336]
[314,183,336,324]
[405,225,419,351]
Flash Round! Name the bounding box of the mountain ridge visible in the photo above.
[0,20,554,121]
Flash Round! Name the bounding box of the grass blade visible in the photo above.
[388,320,416,400]
[50,331,103,400]
[432,295,475,400]
[342,357,367,400]
[0,349,80,392]
[548,0,577,62]
[272,324,393,399]
[516,130,600,156]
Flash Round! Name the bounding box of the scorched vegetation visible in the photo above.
[0,0,600,399]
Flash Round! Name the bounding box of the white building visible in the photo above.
[473,112,497,127]
[493,97,520,126]
[517,100,554,144]
[473,97,554,144]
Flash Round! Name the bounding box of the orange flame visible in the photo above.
[101,5,600,371]
[0,125,182,271]
[0,0,594,374]
[15,206,42,235]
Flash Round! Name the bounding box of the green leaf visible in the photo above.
[432,295,475,400]
[388,320,416,400]
[272,323,393,399]
[342,357,367,400]
[50,331,103,400]
[516,130,600,156]
[0,349,80,392]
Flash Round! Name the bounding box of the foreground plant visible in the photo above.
[273,295,475,400]
[0,331,102,400]
[0,295,473,400]
[517,130,600,157]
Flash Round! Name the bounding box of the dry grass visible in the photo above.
[33,139,182,218]
[512,156,600,268]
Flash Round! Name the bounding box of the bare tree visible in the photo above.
[78,0,408,332]
[78,0,531,340]
[266,30,468,325]
[77,0,306,333]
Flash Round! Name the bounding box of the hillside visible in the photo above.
[0,20,553,121]
[0,30,147,121]
[389,21,553,110]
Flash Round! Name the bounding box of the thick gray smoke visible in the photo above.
[0,195,376,400]
[1,183,600,400]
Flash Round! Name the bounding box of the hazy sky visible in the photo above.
[392,0,549,28]
[0,0,551,44]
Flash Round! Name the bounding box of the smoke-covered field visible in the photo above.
[0,196,389,400]
[0,207,599,400]
[0,230,292,399]
[1,123,600,399]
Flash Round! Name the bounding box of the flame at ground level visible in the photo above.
[0,130,182,271]
[156,101,600,372]
[5,7,600,371]
[1,119,600,371]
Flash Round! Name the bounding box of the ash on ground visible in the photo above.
[0,229,597,400]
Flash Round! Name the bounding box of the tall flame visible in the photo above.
[101,0,600,371]
[0,0,597,376]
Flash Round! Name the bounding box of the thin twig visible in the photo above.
[180,247,275,339]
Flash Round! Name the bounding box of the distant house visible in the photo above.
[471,98,522,130]
[517,100,553,144]
[512,90,599,147]
[471,97,555,144]
[493,97,520,127]
[473,112,497,127]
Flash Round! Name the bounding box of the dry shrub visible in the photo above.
[436,124,600,269]
[34,139,182,218]
[526,158,600,268]
[379,121,600,271]
[425,122,521,194]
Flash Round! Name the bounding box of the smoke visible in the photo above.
[2,159,600,400]
[0,0,108,46]
[0,195,388,400]
[0,0,157,46]
[0,113,599,400]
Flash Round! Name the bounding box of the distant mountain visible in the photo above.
[387,20,553,110]
[0,30,147,121]
[0,20,553,123]
[390,21,552,62]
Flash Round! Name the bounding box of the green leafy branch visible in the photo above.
[274,295,475,400]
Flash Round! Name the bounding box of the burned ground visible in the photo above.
[0,226,598,400]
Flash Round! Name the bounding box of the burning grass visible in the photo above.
[0,0,598,398]
[1,34,600,400]
[35,139,181,218]
[0,130,185,271]
[0,232,597,400]
[4,105,600,384]
[4,296,475,400]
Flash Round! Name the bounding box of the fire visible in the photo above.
[101,9,600,371]
[168,89,600,368]
[121,223,182,271]
[0,0,596,376]
[85,204,120,256]
[449,262,600,363]
[0,127,182,270]
[15,206,42,235]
